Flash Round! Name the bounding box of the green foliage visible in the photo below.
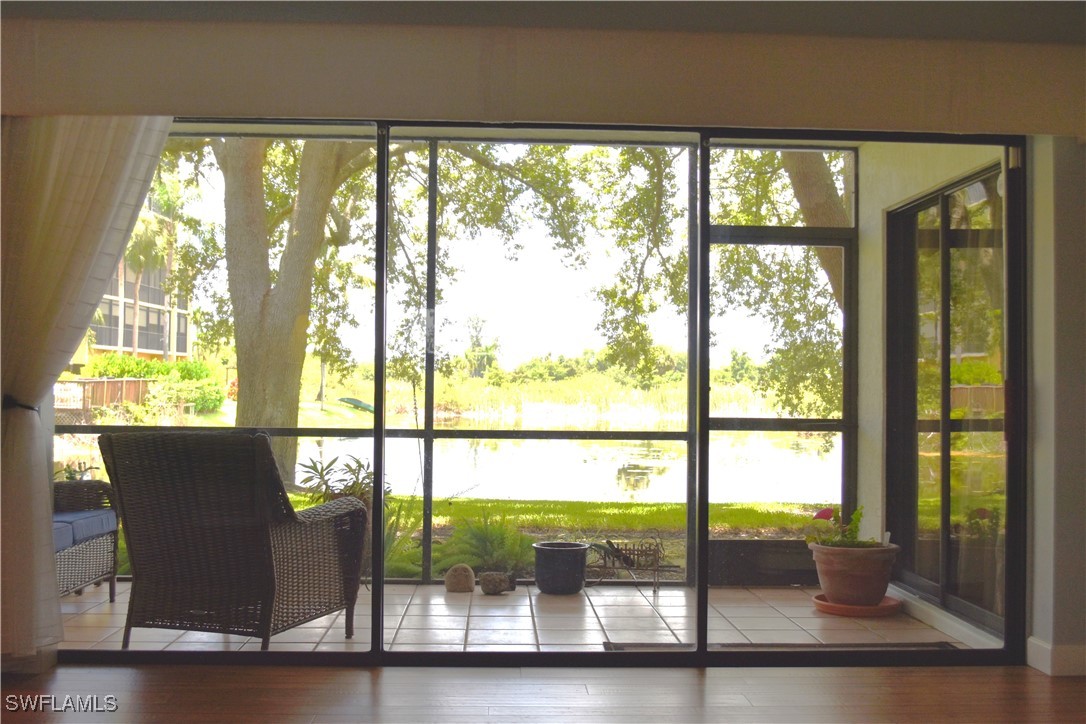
[950,359,1002,386]
[83,353,211,381]
[806,505,882,547]
[432,512,536,575]
[299,455,385,505]
[164,133,858,429]
[145,377,226,414]
[53,461,100,481]
[383,497,424,578]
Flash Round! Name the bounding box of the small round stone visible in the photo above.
[444,563,475,592]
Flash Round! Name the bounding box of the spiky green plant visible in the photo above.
[432,512,536,576]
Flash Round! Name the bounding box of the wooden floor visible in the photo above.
[2,664,1083,722]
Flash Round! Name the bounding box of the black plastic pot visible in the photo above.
[533,541,589,594]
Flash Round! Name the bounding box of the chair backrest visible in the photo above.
[98,432,295,595]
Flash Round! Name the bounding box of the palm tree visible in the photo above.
[124,210,165,356]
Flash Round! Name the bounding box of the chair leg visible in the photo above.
[108,575,116,603]
[345,601,355,639]
[261,636,270,651]
[122,625,131,649]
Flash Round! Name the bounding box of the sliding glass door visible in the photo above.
[886,165,1008,634]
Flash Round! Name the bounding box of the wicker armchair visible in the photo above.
[54,480,117,601]
[98,431,367,650]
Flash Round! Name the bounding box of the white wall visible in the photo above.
[1027,137,1086,676]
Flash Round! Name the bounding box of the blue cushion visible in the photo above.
[53,521,75,553]
[52,509,117,548]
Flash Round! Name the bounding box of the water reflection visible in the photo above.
[294,433,841,505]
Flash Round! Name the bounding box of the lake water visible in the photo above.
[297,431,841,505]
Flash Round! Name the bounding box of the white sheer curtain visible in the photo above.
[1,116,171,671]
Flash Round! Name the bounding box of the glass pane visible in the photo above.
[915,431,942,583]
[949,173,1005,422]
[431,141,691,432]
[709,245,844,419]
[709,147,854,227]
[916,202,942,421]
[707,430,840,647]
[387,140,431,432]
[57,130,382,469]
[384,437,426,582]
[420,437,691,652]
[948,432,1006,616]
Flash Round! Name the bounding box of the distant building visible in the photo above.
[88,258,190,361]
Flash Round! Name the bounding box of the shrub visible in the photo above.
[432,512,536,576]
[84,352,213,381]
[146,378,226,414]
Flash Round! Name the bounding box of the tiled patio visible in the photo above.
[60,581,965,652]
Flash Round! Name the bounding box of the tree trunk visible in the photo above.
[215,138,358,485]
[780,151,850,309]
[130,270,143,355]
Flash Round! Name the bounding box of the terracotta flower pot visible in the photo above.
[808,542,900,606]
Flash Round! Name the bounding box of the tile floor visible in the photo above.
[59,581,964,652]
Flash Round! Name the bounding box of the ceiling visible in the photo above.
[3,1,1084,46]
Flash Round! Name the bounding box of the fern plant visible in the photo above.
[433,512,535,576]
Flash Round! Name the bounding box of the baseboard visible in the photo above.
[1027,637,1086,676]
[886,584,1004,650]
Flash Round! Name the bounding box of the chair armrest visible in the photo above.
[268,496,367,630]
[54,480,114,513]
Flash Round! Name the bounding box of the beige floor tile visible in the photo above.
[175,631,252,644]
[87,639,166,651]
[394,628,467,645]
[63,612,128,627]
[595,616,671,632]
[536,629,608,645]
[467,604,532,617]
[314,641,376,652]
[539,644,607,652]
[605,629,680,644]
[708,630,753,645]
[533,616,604,630]
[467,615,535,629]
[795,617,868,631]
[772,605,829,618]
[729,617,802,631]
[403,603,470,616]
[714,605,784,618]
[239,642,316,652]
[167,641,248,651]
[464,644,539,652]
[466,629,537,645]
[591,605,664,618]
[743,629,821,644]
[399,615,468,629]
[61,626,120,643]
[861,616,939,630]
[388,643,463,651]
[100,628,182,643]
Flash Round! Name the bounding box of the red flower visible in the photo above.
[970,508,991,520]
[813,507,836,521]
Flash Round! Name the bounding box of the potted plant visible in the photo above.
[806,506,900,609]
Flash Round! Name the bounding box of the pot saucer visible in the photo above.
[812,594,902,617]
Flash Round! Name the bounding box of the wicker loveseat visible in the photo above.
[54,480,117,601]
[98,431,367,650]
